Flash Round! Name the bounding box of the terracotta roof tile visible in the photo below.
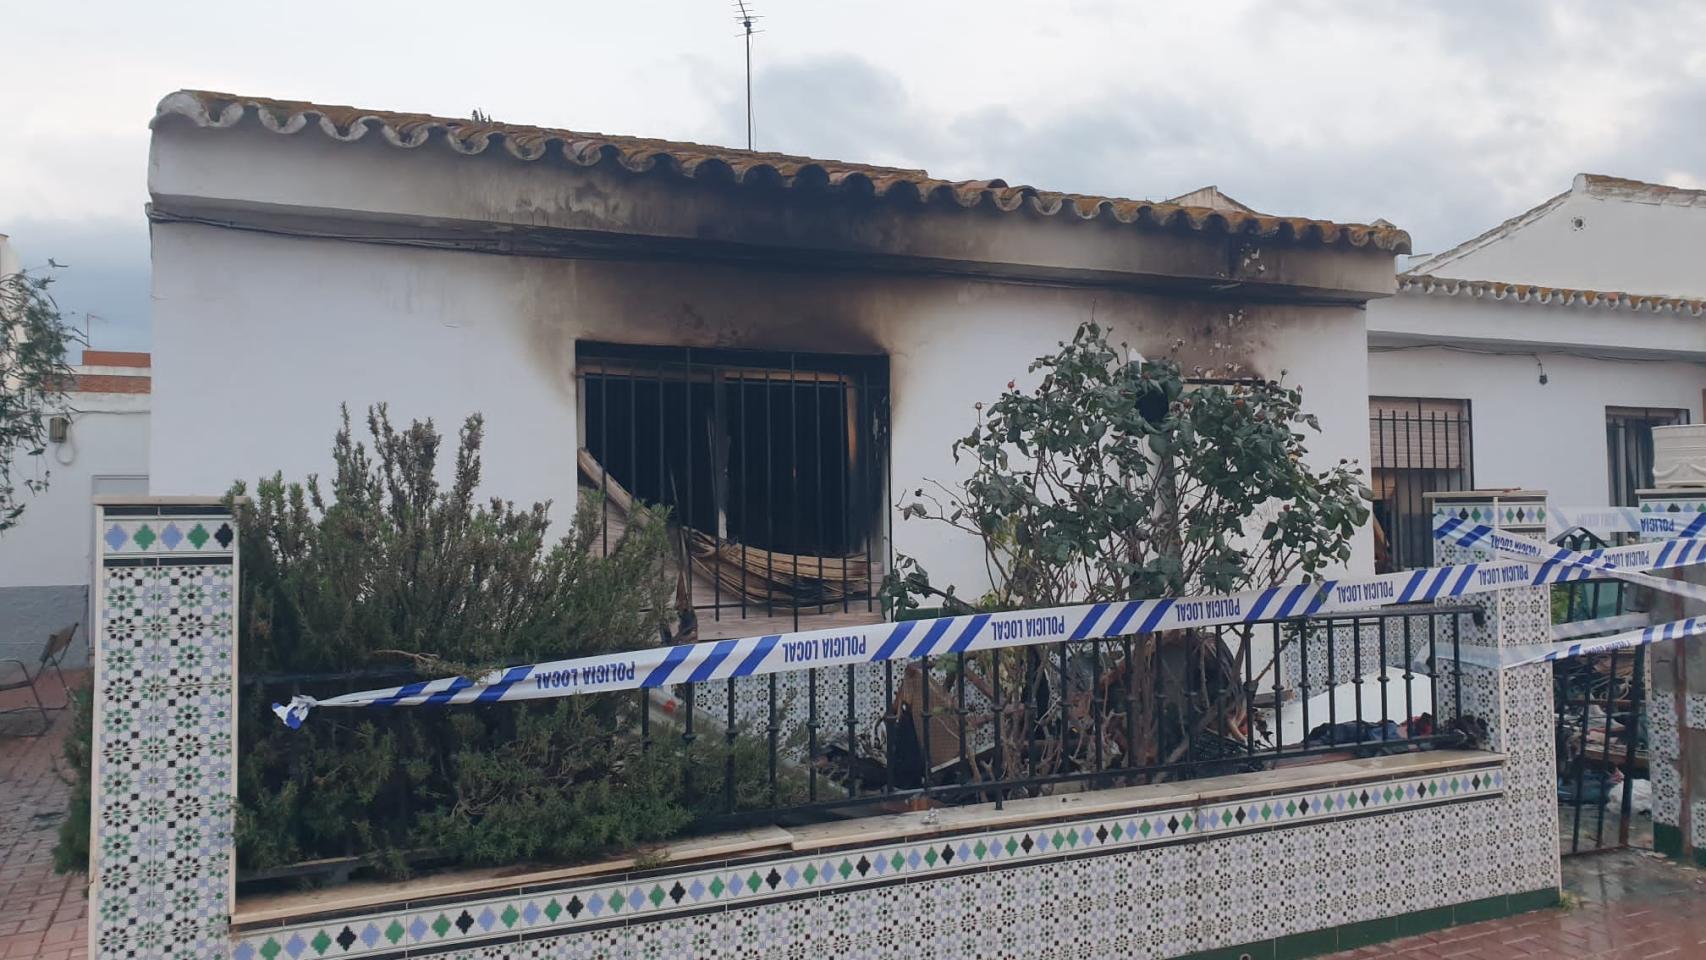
[153,91,1411,254]
[1399,274,1706,317]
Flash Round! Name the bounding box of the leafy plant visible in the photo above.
[59,405,796,880]
[887,321,1367,614]
[882,321,1370,783]
[0,267,82,533]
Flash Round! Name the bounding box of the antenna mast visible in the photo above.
[733,1,759,150]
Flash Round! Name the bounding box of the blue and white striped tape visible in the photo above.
[1432,516,1706,603]
[1546,504,1706,540]
[1451,614,1706,670]
[271,524,1706,728]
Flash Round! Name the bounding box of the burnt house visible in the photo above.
[146,91,1408,636]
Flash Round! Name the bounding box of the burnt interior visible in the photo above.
[578,342,889,557]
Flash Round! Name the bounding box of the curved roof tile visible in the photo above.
[1399,274,1706,317]
[153,90,1412,254]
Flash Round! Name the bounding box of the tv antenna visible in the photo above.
[733,1,762,150]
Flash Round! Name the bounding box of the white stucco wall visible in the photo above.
[1367,345,1702,506]
[150,222,1377,592]
[1418,180,1706,299]
[0,392,149,661]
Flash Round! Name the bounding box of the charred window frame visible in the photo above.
[1606,406,1690,507]
[1369,397,1475,572]
[576,343,890,627]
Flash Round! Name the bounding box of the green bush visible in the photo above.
[57,406,796,880]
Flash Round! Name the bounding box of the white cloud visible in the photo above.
[3,0,1703,346]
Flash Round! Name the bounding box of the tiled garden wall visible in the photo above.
[1636,490,1706,862]
[89,498,239,960]
[88,494,1562,960]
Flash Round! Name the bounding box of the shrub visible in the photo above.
[59,405,792,880]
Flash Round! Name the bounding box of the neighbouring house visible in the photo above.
[0,349,150,663]
[146,90,1407,635]
[1365,174,1706,569]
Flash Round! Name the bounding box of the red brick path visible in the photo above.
[0,670,88,960]
[1328,852,1706,959]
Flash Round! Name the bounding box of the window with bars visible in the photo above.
[1368,397,1475,572]
[1606,406,1690,506]
[576,343,890,627]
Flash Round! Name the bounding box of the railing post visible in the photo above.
[88,496,240,960]
[1637,487,1706,862]
[1426,490,1561,894]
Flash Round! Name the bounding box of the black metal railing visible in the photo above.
[1370,404,1475,572]
[1549,527,1648,855]
[234,605,1479,887]
[660,605,1478,827]
[577,343,890,632]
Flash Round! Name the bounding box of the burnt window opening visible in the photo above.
[1369,397,1475,572]
[577,343,890,620]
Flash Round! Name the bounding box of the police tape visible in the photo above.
[1430,516,1706,604]
[271,526,1706,728]
[1546,505,1706,540]
[1448,614,1706,670]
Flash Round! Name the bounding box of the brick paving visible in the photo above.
[4,666,1706,960]
[0,669,88,960]
[1327,849,1706,959]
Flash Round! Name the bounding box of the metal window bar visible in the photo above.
[577,344,890,626]
[1606,407,1690,508]
[1369,402,1475,571]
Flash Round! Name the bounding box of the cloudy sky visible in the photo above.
[5,0,1704,351]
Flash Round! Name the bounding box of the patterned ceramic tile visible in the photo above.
[230,762,1505,960]
[100,515,236,557]
[1685,693,1706,731]
[90,502,239,960]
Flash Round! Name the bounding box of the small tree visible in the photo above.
[0,268,81,533]
[884,321,1369,782]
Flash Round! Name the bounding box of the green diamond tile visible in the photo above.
[709,877,726,897]
[1181,814,1194,830]
[311,931,332,955]
[132,524,158,550]
[609,890,624,913]
[1222,810,1234,826]
[746,873,762,892]
[1261,803,1272,820]
[1287,800,1297,815]
[259,938,282,960]
[649,885,666,907]
[431,914,451,938]
[803,864,818,882]
[839,858,855,878]
[923,848,939,866]
[974,840,988,859]
[893,851,908,869]
[1110,823,1124,840]
[544,899,562,921]
[1004,838,1019,855]
[385,921,406,944]
[500,905,519,928]
[1139,820,1152,836]
[186,523,211,549]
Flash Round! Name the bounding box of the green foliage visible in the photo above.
[0,268,82,533]
[53,688,94,875]
[59,405,796,880]
[885,321,1370,614]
